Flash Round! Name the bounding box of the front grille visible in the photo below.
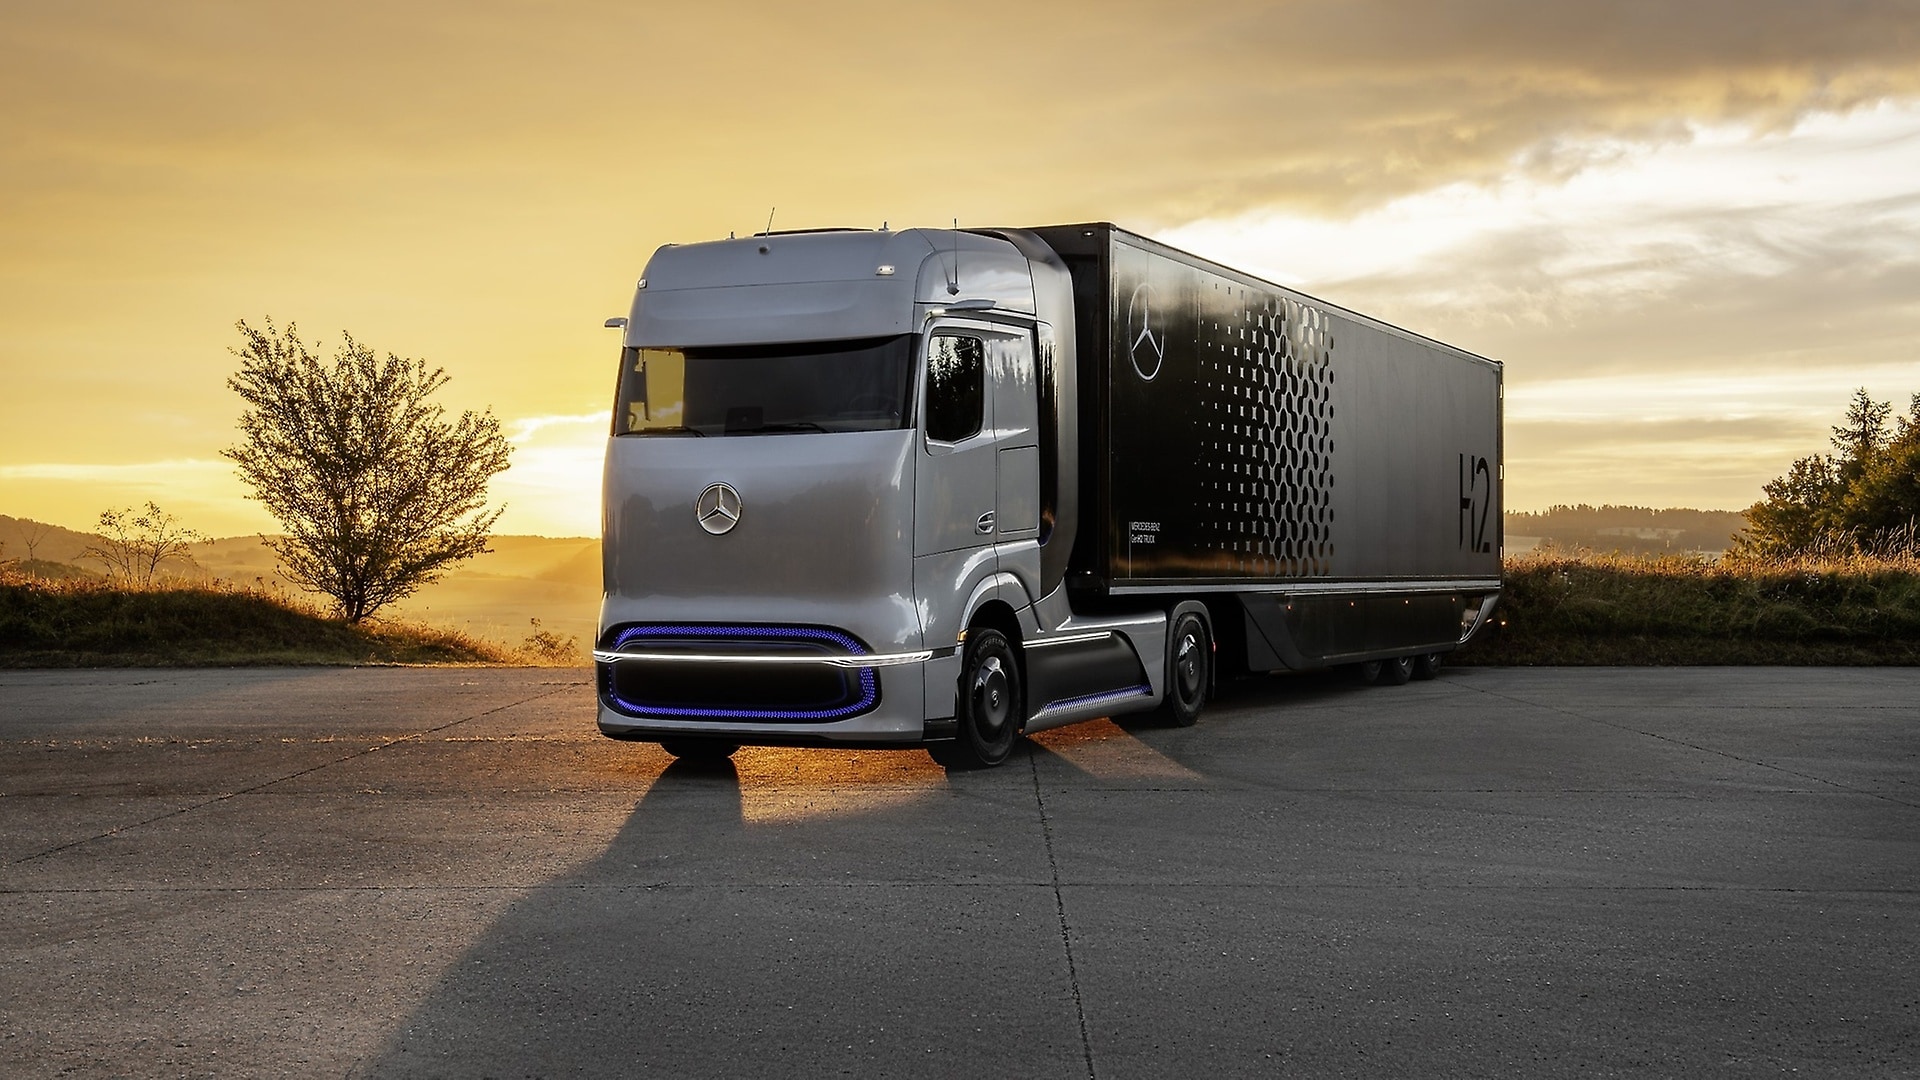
[597,624,880,722]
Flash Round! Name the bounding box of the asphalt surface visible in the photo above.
[1,665,1915,1078]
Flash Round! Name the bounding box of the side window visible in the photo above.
[925,334,985,443]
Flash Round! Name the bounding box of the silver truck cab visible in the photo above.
[595,228,1173,768]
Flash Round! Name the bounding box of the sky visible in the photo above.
[3,0,1919,538]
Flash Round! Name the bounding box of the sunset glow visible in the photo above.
[5,2,1919,537]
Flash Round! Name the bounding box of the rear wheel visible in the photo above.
[659,738,740,761]
[1411,651,1445,680]
[933,628,1023,770]
[1372,656,1414,686]
[1153,611,1211,727]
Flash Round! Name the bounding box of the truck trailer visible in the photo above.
[594,223,1503,768]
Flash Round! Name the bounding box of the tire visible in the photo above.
[1411,652,1445,680]
[934,628,1023,770]
[1350,659,1385,685]
[659,737,740,761]
[1372,655,1414,686]
[1152,611,1211,727]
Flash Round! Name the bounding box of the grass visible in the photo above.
[1459,549,1920,665]
[0,569,540,667]
[8,552,1917,668]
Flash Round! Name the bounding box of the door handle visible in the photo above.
[976,511,996,535]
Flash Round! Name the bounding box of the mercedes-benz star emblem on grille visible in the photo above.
[695,482,742,535]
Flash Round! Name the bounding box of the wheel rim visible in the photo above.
[1175,630,1203,702]
[972,655,1011,737]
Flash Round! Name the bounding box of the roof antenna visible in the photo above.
[947,217,960,295]
[765,206,777,236]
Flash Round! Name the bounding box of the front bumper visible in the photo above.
[593,623,944,746]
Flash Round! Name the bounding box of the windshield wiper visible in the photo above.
[744,421,828,434]
[625,425,707,437]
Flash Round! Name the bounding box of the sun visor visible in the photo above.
[629,279,917,347]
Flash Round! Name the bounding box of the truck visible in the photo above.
[594,223,1503,768]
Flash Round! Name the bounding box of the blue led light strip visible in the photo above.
[601,624,878,721]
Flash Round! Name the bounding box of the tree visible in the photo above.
[19,519,53,567]
[1840,393,1920,545]
[222,319,513,623]
[80,502,207,586]
[1738,454,1843,556]
[1737,388,1920,557]
[1830,387,1891,487]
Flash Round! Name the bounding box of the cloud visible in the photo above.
[504,412,607,444]
[5,2,1920,530]
[0,458,231,483]
[0,458,274,537]
[6,1,1919,221]
[1161,102,1920,510]
[491,411,609,537]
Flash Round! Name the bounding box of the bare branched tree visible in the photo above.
[20,520,53,567]
[80,502,207,586]
[221,319,513,623]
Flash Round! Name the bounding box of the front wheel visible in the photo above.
[933,628,1023,770]
[1152,611,1211,727]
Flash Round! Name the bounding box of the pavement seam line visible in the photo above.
[1031,747,1098,1080]
[6,682,578,866]
[1457,682,1920,811]
[6,882,1917,896]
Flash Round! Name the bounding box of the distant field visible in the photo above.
[186,532,601,650]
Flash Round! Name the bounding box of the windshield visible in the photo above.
[615,335,915,436]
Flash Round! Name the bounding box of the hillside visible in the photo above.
[0,572,512,667]
[2,515,600,652]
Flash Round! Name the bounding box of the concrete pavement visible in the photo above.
[1,666,1915,1077]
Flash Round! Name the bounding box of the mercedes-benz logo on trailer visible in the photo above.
[695,482,742,535]
[1126,282,1165,381]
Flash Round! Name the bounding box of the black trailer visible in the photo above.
[1030,223,1503,675]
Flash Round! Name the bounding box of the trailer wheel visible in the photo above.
[1372,656,1414,686]
[659,738,740,761]
[1153,611,1212,727]
[934,628,1023,770]
[1411,652,1445,680]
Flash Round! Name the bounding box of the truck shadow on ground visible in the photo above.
[352,665,1472,1076]
[354,746,1062,1075]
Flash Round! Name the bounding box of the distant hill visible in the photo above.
[1505,505,1749,556]
[0,514,103,567]
[2,515,599,651]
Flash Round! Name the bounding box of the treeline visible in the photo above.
[1505,505,1748,555]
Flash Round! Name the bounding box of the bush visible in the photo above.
[1460,550,1920,665]
[0,570,515,667]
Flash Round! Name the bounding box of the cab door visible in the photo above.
[914,328,996,558]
